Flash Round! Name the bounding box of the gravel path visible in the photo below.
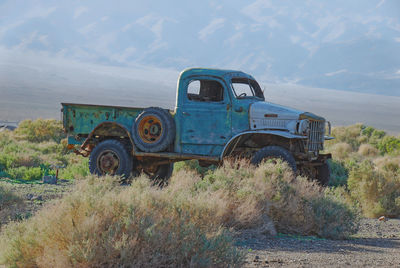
[239,219,400,267]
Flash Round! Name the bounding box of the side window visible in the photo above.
[187,79,224,102]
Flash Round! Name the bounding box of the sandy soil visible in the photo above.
[239,219,400,267]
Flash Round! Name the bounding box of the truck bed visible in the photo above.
[62,103,144,139]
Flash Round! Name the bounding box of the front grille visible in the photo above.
[307,120,325,152]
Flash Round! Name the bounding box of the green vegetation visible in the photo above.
[0,119,88,181]
[326,124,400,218]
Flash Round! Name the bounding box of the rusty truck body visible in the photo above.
[63,68,333,184]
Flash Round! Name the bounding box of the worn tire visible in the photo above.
[316,162,331,186]
[144,163,174,187]
[251,145,297,172]
[89,139,133,179]
[132,107,175,152]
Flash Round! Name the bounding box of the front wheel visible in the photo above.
[250,145,297,173]
[89,139,133,179]
[316,162,331,186]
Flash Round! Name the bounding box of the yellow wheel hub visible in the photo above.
[138,115,163,143]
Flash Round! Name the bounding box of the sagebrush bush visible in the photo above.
[0,175,243,267]
[0,184,23,227]
[173,159,216,176]
[378,136,400,155]
[185,160,359,239]
[58,157,89,180]
[328,124,364,149]
[358,144,379,157]
[14,119,65,143]
[328,159,348,187]
[330,142,353,159]
[0,121,72,181]
[0,160,361,266]
[348,160,400,218]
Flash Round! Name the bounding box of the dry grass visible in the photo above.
[170,160,358,238]
[330,142,353,159]
[348,160,400,218]
[0,160,360,267]
[357,144,379,157]
[0,175,243,267]
[0,185,23,227]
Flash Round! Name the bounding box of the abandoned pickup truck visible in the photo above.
[62,68,333,185]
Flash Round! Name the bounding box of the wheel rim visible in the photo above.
[138,115,163,144]
[97,150,120,175]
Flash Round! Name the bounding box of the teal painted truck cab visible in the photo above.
[63,68,333,184]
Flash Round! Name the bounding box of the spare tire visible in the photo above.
[132,107,175,152]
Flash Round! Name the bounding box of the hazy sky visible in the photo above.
[0,0,400,95]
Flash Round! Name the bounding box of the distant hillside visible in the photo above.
[0,57,399,135]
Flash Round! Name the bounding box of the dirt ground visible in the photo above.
[1,179,399,267]
[238,218,400,267]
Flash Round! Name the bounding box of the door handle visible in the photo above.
[234,107,243,112]
[182,112,190,116]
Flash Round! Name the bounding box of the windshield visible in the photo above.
[231,78,264,100]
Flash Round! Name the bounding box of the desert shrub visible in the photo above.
[328,159,348,187]
[3,166,55,181]
[348,160,400,218]
[14,119,65,143]
[0,184,23,226]
[330,142,353,159]
[0,176,243,267]
[0,185,21,210]
[58,157,89,180]
[373,156,400,173]
[357,143,379,157]
[328,124,364,149]
[188,160,358,239]
[378,136,400,155]
[174,160,216,176]
[6,167,43,181]
[0,123,72,180]
[310,192,359,239]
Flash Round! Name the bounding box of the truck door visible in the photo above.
[179,77,232,155]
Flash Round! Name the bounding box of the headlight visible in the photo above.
[298,119,309,136]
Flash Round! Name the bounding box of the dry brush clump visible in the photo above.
[325,124,400,218]
[0,184,23,227]
[348,160,400,218]
[0,175,243,267]
[0,121,88,181]
[0,160,360,267]
[170,160,358,239]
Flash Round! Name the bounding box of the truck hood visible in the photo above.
[250,102,303,120]
[249,101,325,131]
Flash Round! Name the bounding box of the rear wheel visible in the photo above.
[89,139,133,179]
[251,145,297,173]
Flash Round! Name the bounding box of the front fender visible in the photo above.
[221,130,306,158]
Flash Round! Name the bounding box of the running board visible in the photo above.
[133,151,220,162]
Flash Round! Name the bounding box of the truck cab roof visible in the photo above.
[179,68,255,81]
